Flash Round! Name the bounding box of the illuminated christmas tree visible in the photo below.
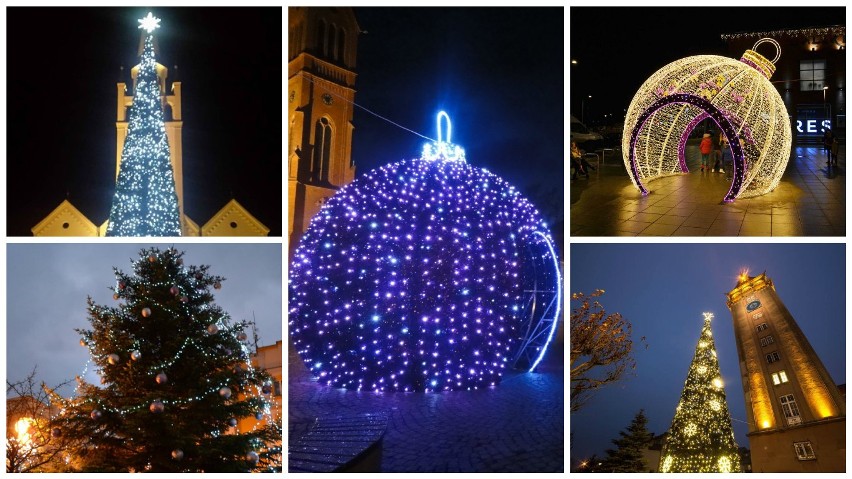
[289,112,561,392]
[660,313,740,473]
[106,13,181,237]
[47,248,279,472]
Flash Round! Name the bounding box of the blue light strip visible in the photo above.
[527,231,561,372]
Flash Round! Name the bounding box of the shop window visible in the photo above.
[800,60,826,91]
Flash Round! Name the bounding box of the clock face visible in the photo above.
[322,93,333,105]
[746,300,761,312]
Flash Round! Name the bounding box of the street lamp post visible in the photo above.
[581,95,591,124]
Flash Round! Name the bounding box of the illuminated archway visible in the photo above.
[623,39,792,202]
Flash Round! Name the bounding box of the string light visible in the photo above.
[660,312,740,473]
[106,14,181,236]
[289,112,560,392]
[623,38,792,203]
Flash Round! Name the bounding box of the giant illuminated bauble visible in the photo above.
[289,112,560,393]
[623,38,792,202]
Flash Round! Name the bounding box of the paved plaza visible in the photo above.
[571,144,845,236]
[289,342,564,472]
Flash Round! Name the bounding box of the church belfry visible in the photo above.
[726,272,845,472]
[288,7,359,251]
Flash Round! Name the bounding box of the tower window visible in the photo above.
[759,335,775,347]
[752,312,764,320]
[766,351,780,363]
[336,27,346,62]
[771,370,789,385]
[794,441,816,460]
[780,394,801,425]
[312,118,332,183]
[756,323,768,333]
[317,19,328,57]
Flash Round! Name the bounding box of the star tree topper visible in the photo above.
[138,12,161,34]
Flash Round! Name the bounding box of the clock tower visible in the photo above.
[288,7,359,252]
[726,271,845,472]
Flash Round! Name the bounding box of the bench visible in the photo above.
[288,412,388,473]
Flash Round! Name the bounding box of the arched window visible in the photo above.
[317,20,327,57]
[313,118,332,182]
[336,27,346,62]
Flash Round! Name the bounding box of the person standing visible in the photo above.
[699,133,713,172]
[823,128,835,165]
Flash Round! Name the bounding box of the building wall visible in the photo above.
[748,418,845,472]
[723,27,845,143]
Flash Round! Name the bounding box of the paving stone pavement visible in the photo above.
[571,144,845,236]
[289,342,564,472]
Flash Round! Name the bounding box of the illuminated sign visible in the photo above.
[795,119,831,134]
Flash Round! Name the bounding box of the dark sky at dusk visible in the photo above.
[348,7,565,231]
[570,6,845,126]
[569,243,845,468]
[7,7,282,236]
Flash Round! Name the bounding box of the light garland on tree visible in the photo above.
[660,312,740,473]
[289,112,561,393]
[106,12,181,236]
[622,38,792,203]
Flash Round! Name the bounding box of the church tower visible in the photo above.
[288,7,359,251]
[726,271,845,472]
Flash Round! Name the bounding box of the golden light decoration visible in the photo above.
[623,38,792,202]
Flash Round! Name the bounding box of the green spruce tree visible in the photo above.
[48,247,280,472]
[660,313,740,473]
[106,12,181,236]
[600,409,653,472]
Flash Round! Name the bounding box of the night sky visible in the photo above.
[347,7,565,235]
[570,6,845,126]
[569,244,845,468]
[7,7,282,236]
[6,244,283,398]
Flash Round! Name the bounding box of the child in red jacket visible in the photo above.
[699,133,713,172]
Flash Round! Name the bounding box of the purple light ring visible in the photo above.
[628,93,746,202]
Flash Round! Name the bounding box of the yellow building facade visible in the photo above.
[33,42,268,237]
[288,7,359,251]
[726,272,845,472]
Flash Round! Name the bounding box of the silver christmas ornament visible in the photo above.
[91,410,102,420]
[149,400,165,413]
[170,286,179,296]
[131,350,142,361]
[207,324,219,335]
[214,282,222,290]
[107,354,120,365]
[219,387,232,399]
[228,417,238,427]
[237,332,248,342]
[155,372,168,385]
[255,411,264,420]
[180,295,189,303]
[148,254,157,263]
[141,307,152,318]
[246,451,259,464]
[51,427,62,438]
[171,449,184,461]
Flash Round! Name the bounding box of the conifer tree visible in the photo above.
[660,313,740,473]
[106,12,181,236]
[47,247,280,472]
[600,409,653,472]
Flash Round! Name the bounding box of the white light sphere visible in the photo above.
[623,38,792,202]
